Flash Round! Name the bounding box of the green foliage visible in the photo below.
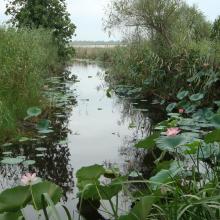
[0,28,59,141]
[211,16,220,40]
[5,0,76,59]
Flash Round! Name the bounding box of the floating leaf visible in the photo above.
[22,160,36,166]
[19,137,30,142]
[1,143,12,147]
[38,129,54,134]
[1,157,25,165]
[0,211,23,220]
[189,93,204,102]
[166,103,177,113]
[36,120,50,131]
[177,90,189,100]
[27,107,42,117]
[35,148,47,152]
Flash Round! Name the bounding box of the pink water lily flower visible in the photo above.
[166,128,181,136]
[178,108,185,114]
[21,173,37,185]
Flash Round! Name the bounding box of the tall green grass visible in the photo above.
[0,28,59,140]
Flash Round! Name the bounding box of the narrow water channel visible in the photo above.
[0,62,165,219]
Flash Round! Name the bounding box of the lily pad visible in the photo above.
[1,157,25,165]
[166,103,177,113]
[189,93,204,102]
[27,107,42,117]
[177,90,189,100]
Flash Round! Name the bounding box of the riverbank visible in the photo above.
[0,28,61,142]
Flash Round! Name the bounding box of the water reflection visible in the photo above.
[0,74,77,201]
[0,62,165,219]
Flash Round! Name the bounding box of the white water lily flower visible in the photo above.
[21,173,37,185]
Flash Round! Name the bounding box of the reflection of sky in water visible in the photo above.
[68,63,136,171]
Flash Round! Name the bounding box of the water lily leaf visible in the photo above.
[211,115,220,128]
[1,157,25,165]
[189,93,204,102]
[166,103,177,113]
[205,129,220,143]
[1,143,12,147]
[177,90,189,100]
[31,181,62,210]
[35,148,47,151]
[22,160,36,166]
[36,120,50,131]
[185,105,196,114]
[38,129,54,134]
[76,165,105,181]
[0,186,30,212]
[214,101,220,107]
[19,137,30,142]
[27,107,42,117]
[135,132,160,149]
[156,135,186,151]
[36,154,45,157]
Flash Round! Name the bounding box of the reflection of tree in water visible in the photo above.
[0,74,77,201]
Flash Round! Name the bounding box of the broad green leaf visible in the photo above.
[1,157,25,165]
[135,132,160,149]
[211,115,220,128]
[31,181,62,210]
[166,103,177,113]
[0,211,23,220]
[0,186,30,212]
[27,107,42,117]
[156,135,187,151]
[177,90,189,100]
[119,196,155,220]
[189,93,204,102]
[19,137,30,142]
[205,129,220,143]
[76,165,105,181]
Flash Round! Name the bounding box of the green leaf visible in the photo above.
[31,181,62,210]
[135,132,160,149]
[166,103,177,113]
[0,186,31,212]
[205,129,220,143]
[27,107,42,117]
[211,115,220,128]
[177,90,189,100]
[36,120,50,131]
[189,93,204,102]
[76,165,105,181]
[18,137,30,142]
[22,160,36,166]
[1,157,25,165]
[156,135,187,152]
[0,211,23,220]
[119,196,155,220]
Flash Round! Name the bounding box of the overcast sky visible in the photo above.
[0,0,219,41]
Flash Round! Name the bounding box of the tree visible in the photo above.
[5,0,76,59]
[104,0,210,58]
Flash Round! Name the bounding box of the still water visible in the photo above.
[0,62,164,219]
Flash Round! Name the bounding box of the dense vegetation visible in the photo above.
[2,0,220,219]
[6,0,76,59]
[102,0,220,102]
[0,28,60,141]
